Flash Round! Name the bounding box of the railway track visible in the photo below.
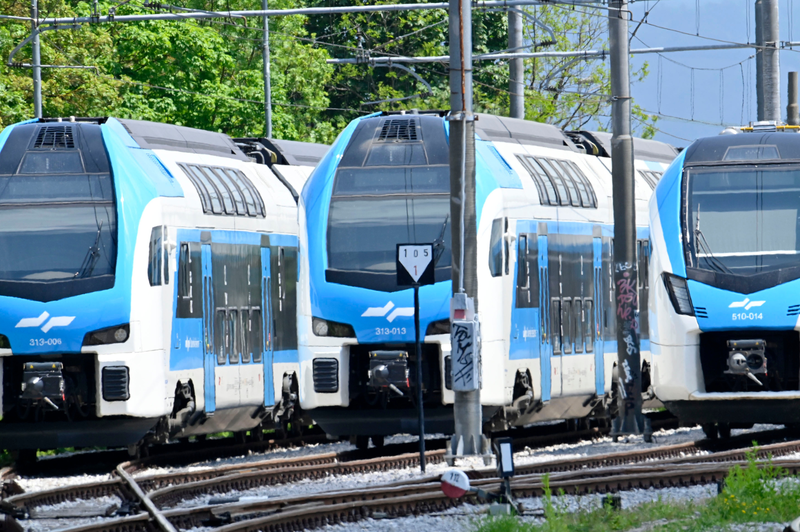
[2,412,676,509]
[12,427,800,532]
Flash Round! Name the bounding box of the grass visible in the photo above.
[474,445,800,532]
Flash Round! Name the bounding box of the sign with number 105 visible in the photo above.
[397,244,435,286]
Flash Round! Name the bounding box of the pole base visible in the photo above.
[444,433,493,466]
[610,412,652,441]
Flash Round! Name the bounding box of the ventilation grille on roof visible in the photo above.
[378,119,418,141]
[34,126,75,149]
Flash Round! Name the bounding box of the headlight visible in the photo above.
[83,324,130,346]
[312,317,355,338]
[425,318,450,336]
[663,273,694,316]
[0,334,9,349]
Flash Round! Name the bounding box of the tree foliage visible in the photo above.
[0,0,656,139]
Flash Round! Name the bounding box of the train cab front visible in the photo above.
[299,112,461,439]
[651,130,800,429]
[0,119,159,449]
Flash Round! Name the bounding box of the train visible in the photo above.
[297,110,678,447]
[649,122,800,439]
[0,116,326,453]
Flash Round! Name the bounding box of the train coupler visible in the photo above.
[725,339,767,385]
[20,362,65,410]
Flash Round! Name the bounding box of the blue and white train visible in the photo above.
[649,123,800,438]
[298,111,677,445]
[0,117,326,451]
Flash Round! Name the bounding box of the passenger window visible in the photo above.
[251,308,263,363]
[229,310,239,364]
[148,226,163,286]
[551,299,561,354]
[215,310,226,365]
[518,235,529,289]
[163,226,169,285]
[584,299,594,353]
[573,300,583,354]
[489,218,503,277]
[561,299,572,354]
[240,310,250,363]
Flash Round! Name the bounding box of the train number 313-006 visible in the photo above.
[30,338,63,347]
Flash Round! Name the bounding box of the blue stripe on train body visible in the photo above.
[0,118,180,354]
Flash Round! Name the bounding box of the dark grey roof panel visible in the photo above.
[683,131,800,165]
[267,139,329,166]
[475,114,578,151]
[582,130,678,164]
[118,119,249,161]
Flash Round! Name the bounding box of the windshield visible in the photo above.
[327,166,451,291]
[0,154,117,283]
[685,165,800,275]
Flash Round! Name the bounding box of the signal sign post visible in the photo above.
[397,243,435,472]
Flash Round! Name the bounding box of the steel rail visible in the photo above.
[115,464,176,532]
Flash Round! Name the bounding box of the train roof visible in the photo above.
[117,118,250,162]
[683,130,800,165]
[474,114,578,151]
[576,130,679,164]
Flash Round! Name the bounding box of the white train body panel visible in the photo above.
[650,130,800,427]
[298,112,676,436]
[0,118,323,449]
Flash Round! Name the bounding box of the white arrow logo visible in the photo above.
[728,298,766,311]
[361,301,415,323]
[16,312,75,333]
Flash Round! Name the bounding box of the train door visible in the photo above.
[593,232,604,396]
[538,233,553,402]
[261,247,275,407]
[201,243,215,414]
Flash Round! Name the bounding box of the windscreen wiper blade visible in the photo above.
[695,227,732,274]
[432,213,449,266]
[76,221,102,279]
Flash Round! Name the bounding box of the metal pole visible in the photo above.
[762,0,781,121]
[414,283,426,472]
[788,71,799,125]
[261,0,272,138]
[31,0,41,118]
[508,8,524,119]
[449,0,481,458]
[756,0,764,120]
[608,0,647,439]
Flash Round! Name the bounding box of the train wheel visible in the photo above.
[355,435,370,451]
[702,423,719,440]
[371,435,385,449]
[718,423,732,439]
[234,431,247,445]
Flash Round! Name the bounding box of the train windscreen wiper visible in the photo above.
[432,213,449,266]
[76,221,103,279]
[693,206,732,274]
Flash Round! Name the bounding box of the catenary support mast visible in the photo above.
[757,0,781,121]
[448,0,481,457]
[508,8,524,119]
[262,0,272,138]
[609,0,647,439]
[31,0,41,118]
